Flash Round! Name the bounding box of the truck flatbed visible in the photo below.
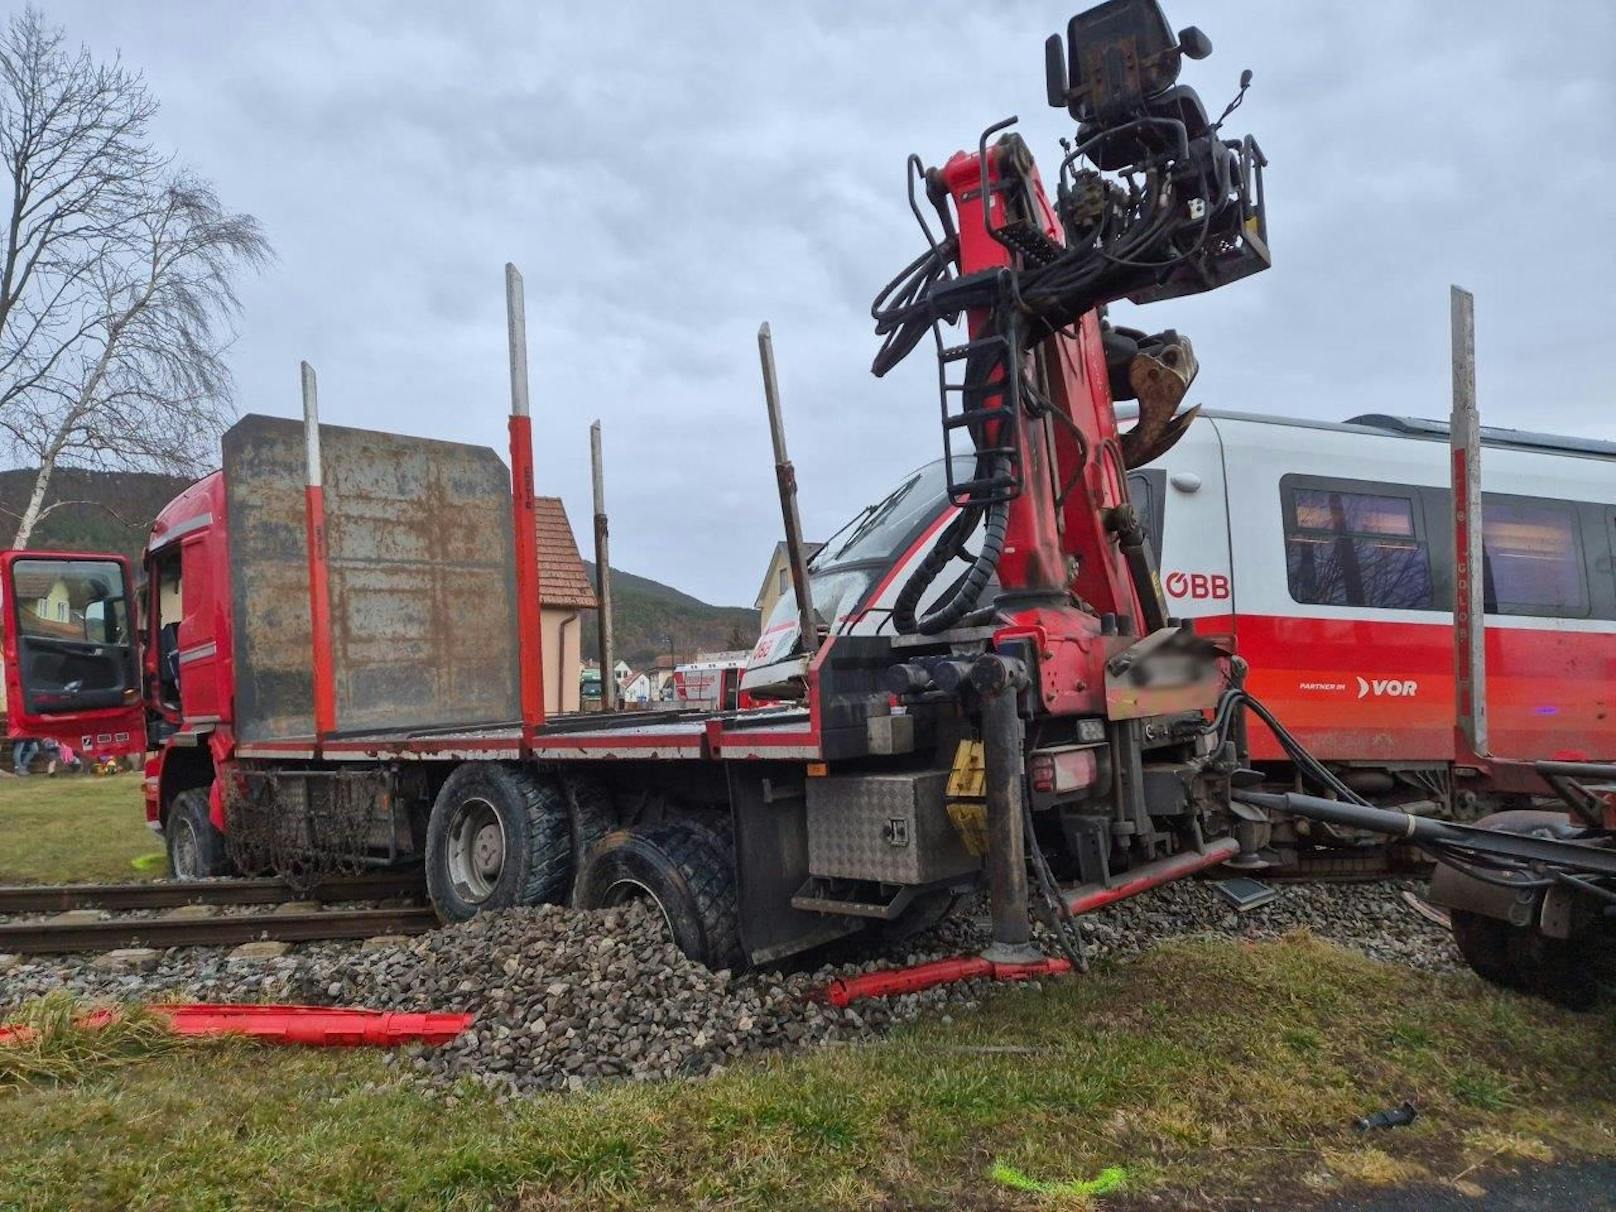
[233,704,818,762]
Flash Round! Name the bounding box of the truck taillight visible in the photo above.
[1027,746,1102,798]
[1029,754,1056,793]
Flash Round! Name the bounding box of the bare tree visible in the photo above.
[0,8,268,548]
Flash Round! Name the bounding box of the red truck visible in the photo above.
[0,0,1272,977]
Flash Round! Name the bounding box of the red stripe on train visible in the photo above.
[1192,613,1615,764]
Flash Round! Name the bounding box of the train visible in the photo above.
[746,409,1616,852]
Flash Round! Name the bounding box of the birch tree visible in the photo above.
[0,8,269,548]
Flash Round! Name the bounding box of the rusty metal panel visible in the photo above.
[223,415,520,743]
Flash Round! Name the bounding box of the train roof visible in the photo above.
[1114,404,1616,460]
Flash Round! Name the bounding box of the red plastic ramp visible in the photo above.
[0,1004,473,1048]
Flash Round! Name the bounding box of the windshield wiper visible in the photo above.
[824,474,920,562]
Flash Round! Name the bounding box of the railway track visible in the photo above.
[0,870,424,915]
[0,871,436,955]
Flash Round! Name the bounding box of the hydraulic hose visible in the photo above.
[892,331,1021,636]
[891,475,1009,635]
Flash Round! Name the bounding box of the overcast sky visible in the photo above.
[42,1,1616,604]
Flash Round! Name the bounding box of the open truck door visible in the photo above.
[0,550,144,764]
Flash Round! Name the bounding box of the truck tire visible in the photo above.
[560,772,617,901]
[166,787,234,880]
[574,821,744,971]
[1450,909,1595,1011]
[425,763,571,922]
[1449,909,1517,989]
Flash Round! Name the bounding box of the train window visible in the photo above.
[1283,484,1433,609]
[1481,497,1587,616]
[1125,469,1166,557]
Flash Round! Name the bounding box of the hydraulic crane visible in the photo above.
[866,0,1270,964]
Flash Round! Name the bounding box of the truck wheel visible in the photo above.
[1450,909,1516,988]
[560,772,617,901]
[166,787,234,880]
[425,763,570,922]
[575,821,744,971]
[1451,910,1595,1011]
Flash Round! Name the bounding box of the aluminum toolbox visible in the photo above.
[805,770,979,885]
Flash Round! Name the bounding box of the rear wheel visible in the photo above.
[560,772,617,902]
[575,821,743,971]
[166,787,234,880]
[425,763,570,922]
[1451,909,1595,1011]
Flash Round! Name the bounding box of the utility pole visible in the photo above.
[1450,284,1487,760]
[591,419,617,712]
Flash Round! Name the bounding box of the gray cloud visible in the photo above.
[43,1,1616,603]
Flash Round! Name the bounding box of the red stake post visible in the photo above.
[506,264,546,742]
[301,362,338,742]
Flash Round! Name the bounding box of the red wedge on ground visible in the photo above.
[817,955,1073,1008]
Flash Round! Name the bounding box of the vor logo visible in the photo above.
[1356,676,1417,699]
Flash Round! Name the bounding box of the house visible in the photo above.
[753,539,823,630]
[621,669,654,705]
[535,496,598,715]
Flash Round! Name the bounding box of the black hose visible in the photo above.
[1024,797,1088,973]
[892,481,1009,635]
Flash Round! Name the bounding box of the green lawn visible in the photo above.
[3,935,1614,1211]
[0,771,163,884]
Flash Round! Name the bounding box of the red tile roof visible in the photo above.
[536,497,598,610]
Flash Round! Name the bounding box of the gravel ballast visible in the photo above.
[0,878,1462,1095]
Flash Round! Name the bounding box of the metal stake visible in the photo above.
[591,419,617,711]
[300,361,337,742]
[757,323,818,659]
[1450,285,1487,759]
[506,263,547,737]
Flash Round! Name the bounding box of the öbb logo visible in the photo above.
[1164,570,1230,601]
[1356,677,1417,699]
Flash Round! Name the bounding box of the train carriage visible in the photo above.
[1144,411,1616,796]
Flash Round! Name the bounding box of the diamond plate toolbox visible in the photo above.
[805,770,979,885]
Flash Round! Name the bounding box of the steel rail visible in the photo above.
[0,871,425,915]
[0,905,438,955]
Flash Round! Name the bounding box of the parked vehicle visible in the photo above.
[672,653,769,713]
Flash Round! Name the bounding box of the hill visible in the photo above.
[580,559,758,670]
[0,467,194,561]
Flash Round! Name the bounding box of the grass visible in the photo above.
[0,770,162,884]
[3,934,1614,1211]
